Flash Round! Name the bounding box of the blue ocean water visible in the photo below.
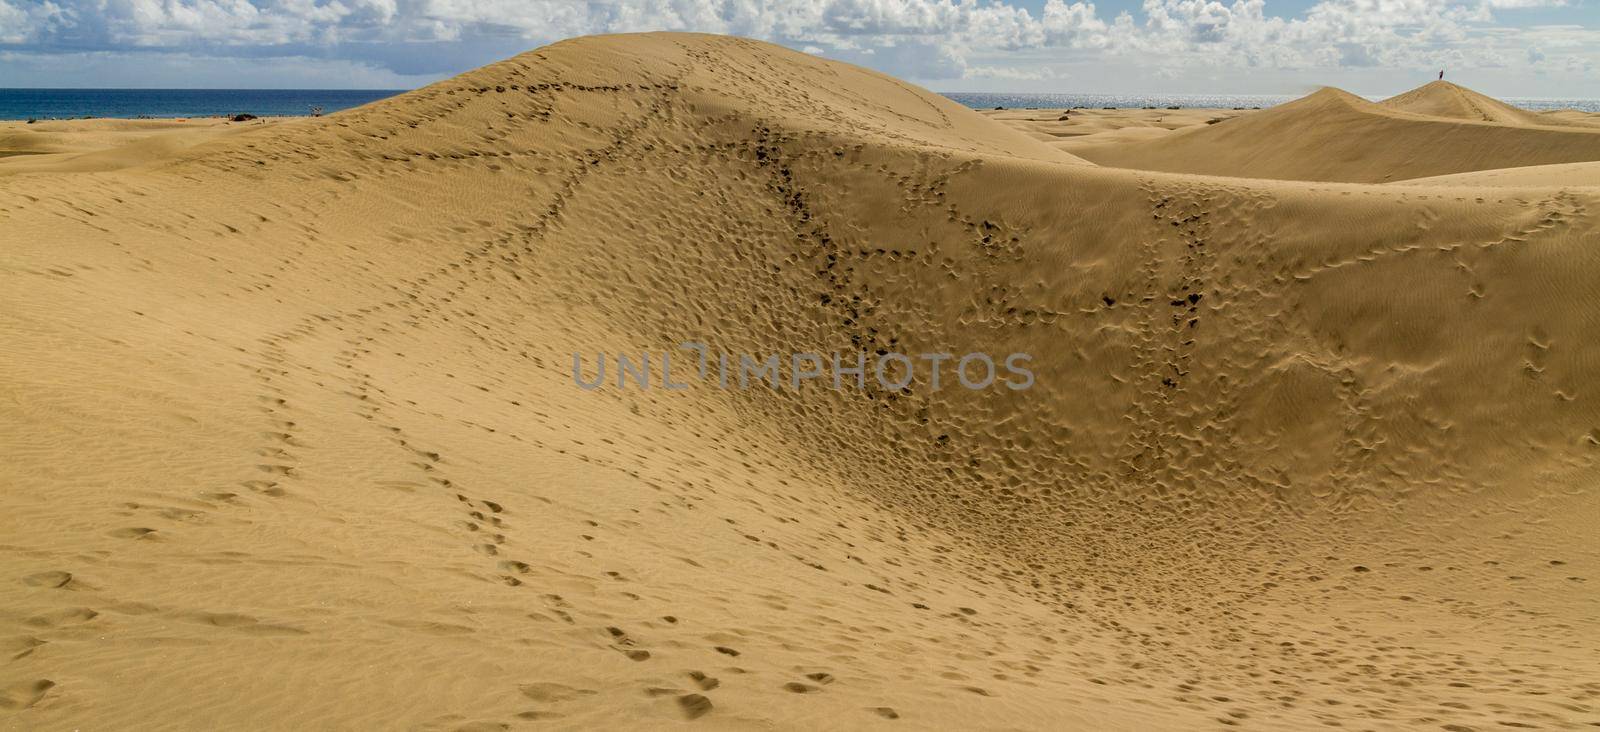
[942,91,1600,113]
[3,88,1596,121]
[0,88,405,121]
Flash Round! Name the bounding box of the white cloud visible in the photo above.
[965,63,1069,80]
[0,0,1594,94]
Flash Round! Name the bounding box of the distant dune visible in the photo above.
[1071,83,1600,182]
[2,33,1597,729]
[1380,80,1599,128]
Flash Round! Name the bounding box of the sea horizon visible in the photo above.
[5,86,1599,121]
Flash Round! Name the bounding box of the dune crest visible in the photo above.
[2,33,1597,729]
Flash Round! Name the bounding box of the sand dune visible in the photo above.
[1381,80,1600,129]
[979,106,1255,155]
[1073,84,1600,182]
[2,33,1598,729]
[0,118,271,175]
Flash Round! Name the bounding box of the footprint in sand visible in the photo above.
[24,608,99,628]
[0,679,54,710]
[20,571,76,589]
[677,693,713,719]
[686,671,719,690]
[518,681,596,703]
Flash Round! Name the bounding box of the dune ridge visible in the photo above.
[2,33,1598,729]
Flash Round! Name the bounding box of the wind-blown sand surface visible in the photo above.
[2,33,1597,729]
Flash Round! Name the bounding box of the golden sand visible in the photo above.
[2,33,1597,729]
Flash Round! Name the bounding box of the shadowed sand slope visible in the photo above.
[2,33,1598,729]
[1074,85,1600,182]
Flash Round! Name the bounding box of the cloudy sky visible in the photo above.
[0,0,1596,97]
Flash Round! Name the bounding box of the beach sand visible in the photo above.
[2,32,1597,729]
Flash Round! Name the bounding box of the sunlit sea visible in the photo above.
[3,88,1596,121]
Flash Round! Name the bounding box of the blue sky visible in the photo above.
[1,0,1596,97]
